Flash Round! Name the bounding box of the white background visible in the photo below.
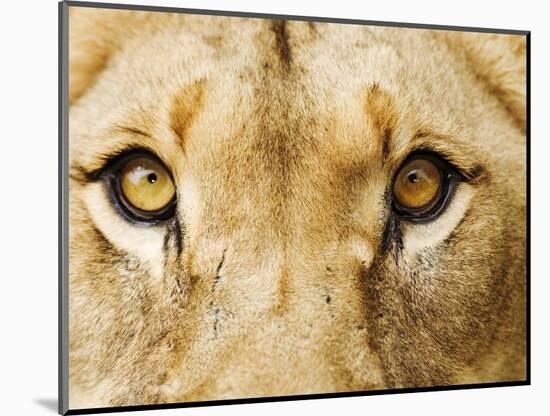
[0,0,547,414]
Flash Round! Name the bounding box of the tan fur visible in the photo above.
[68,7,527,409]
[437,32,527,131]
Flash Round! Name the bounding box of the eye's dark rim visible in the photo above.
[392,152,463,224]
[100,150,177,226]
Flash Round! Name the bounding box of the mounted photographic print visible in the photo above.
[58,1,530,414]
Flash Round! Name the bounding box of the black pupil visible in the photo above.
[147,173,157,184]
[408,171,418,183]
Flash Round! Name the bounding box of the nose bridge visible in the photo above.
[175,230,380,399]
[183,129,377,321]
[171,59,382,394]
[187,212,375,337]
[174,149,382,398]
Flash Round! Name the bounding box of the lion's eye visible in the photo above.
[120,157,175,211]
[106,152,176,224]
[392,154,457,222]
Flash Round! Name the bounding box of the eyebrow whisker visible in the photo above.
[112,124,154,139]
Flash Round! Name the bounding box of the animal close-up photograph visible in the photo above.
[64,2,527,412]
[3,0,548,415]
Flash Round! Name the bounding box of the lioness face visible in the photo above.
[68,8,527,409]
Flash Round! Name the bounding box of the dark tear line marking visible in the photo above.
[162,217,185,259]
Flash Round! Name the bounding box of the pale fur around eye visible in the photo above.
[81,182,166,280]
[399,184,475,257]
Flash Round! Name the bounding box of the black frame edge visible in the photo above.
[525,31,531,386]
[63,0,529,35]
[66,381,530,415]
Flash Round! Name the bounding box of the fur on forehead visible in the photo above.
[69,8,526,128]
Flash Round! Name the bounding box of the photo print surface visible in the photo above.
[62,2,528,412]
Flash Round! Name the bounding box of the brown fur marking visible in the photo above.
[169,79,207,151]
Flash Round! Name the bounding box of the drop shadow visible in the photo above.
[34,398,58,413]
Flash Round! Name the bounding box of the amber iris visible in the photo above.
[120,157,175,212]
[393,158,442,211]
